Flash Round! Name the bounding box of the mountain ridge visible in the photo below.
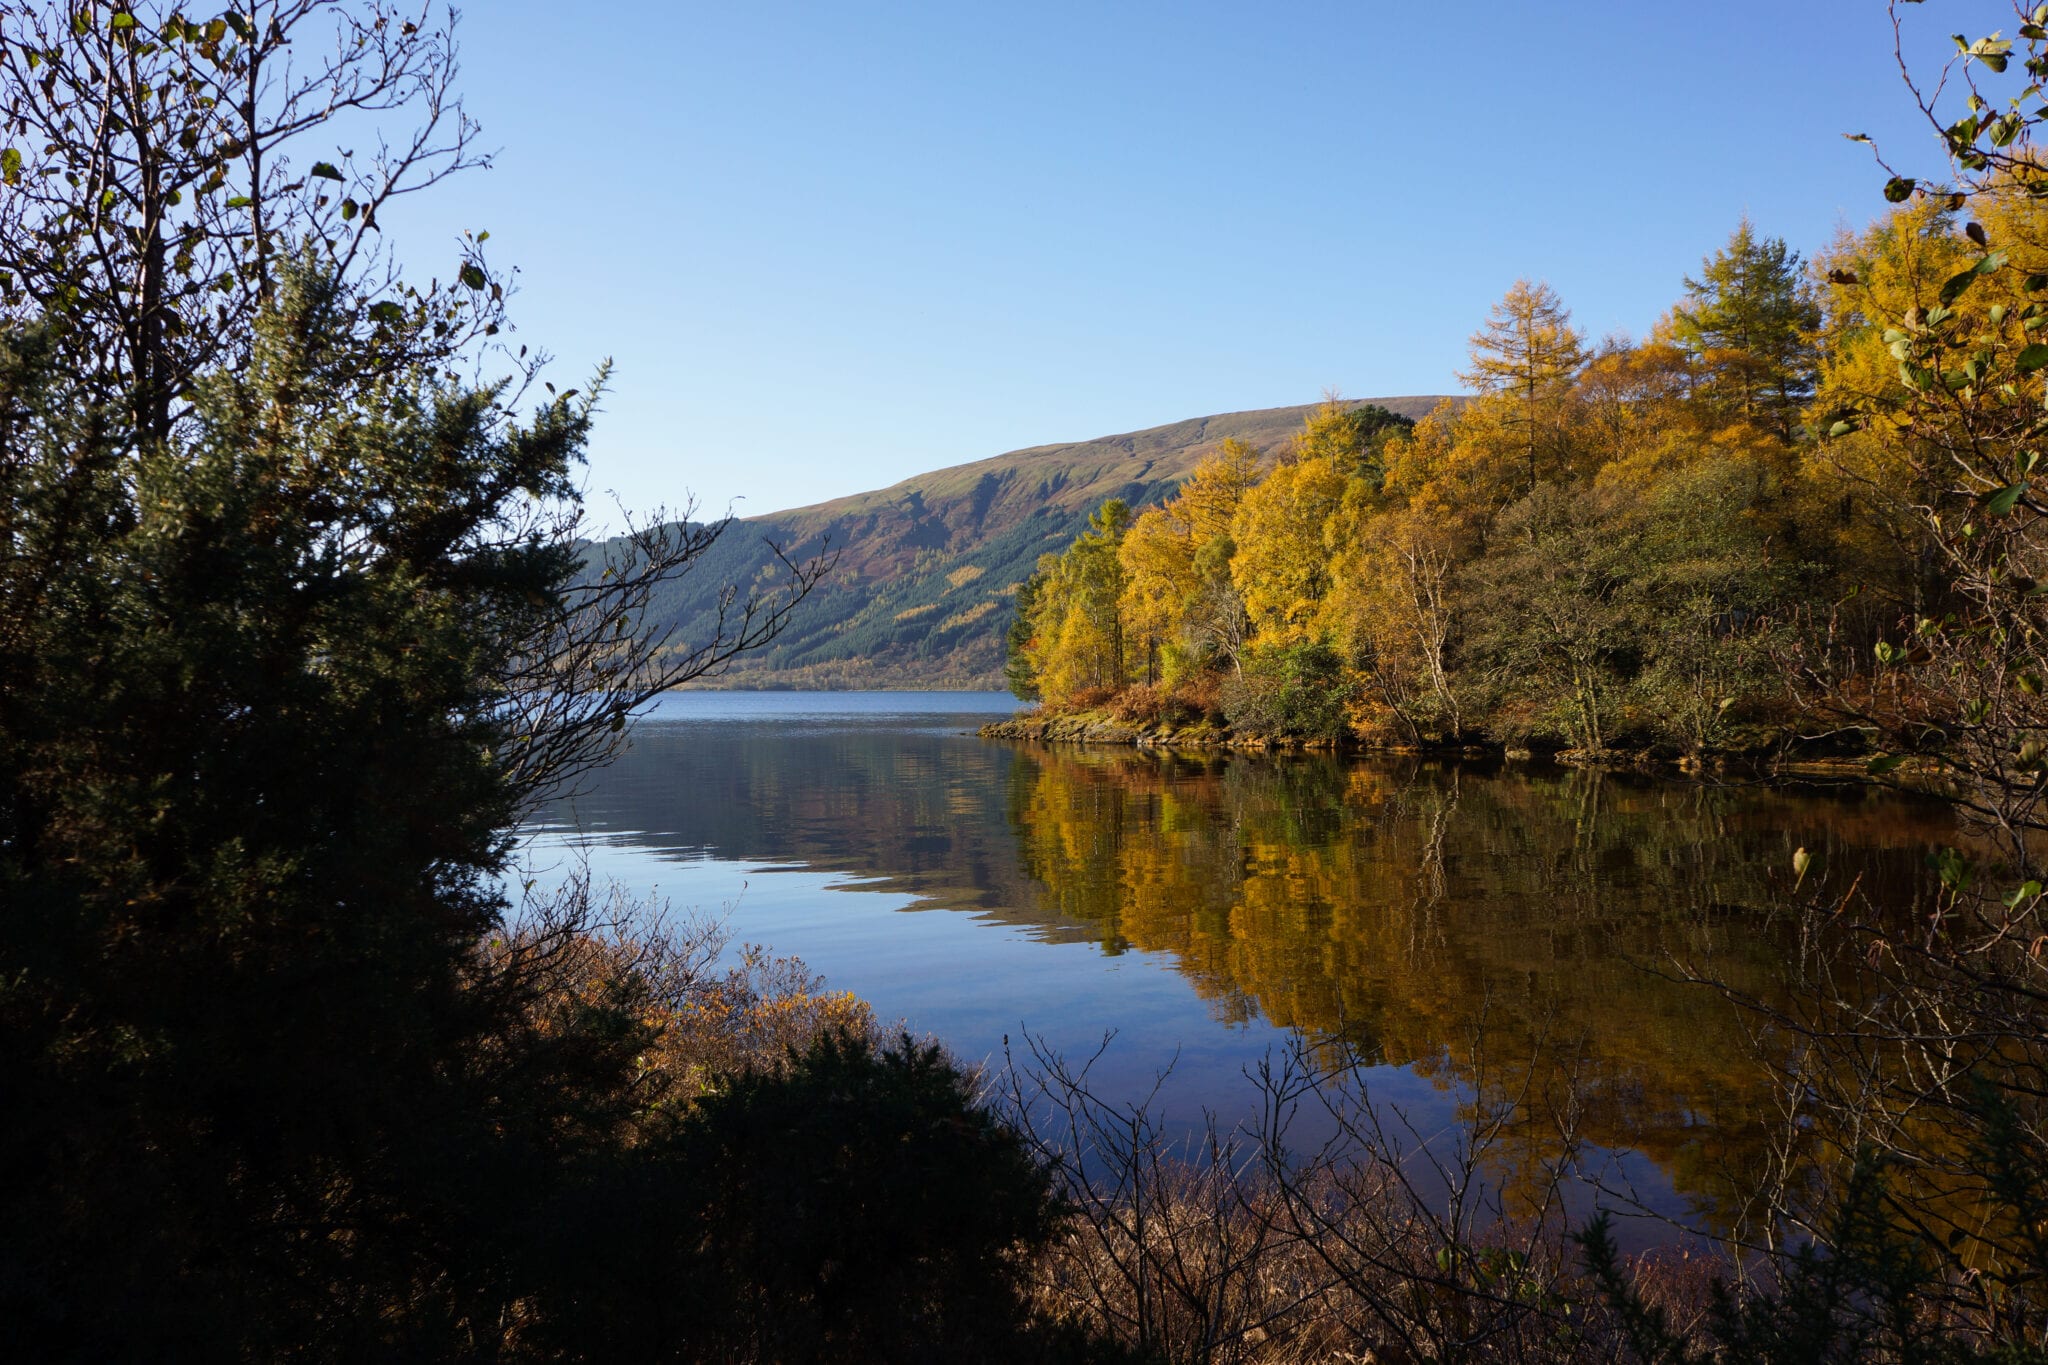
[642,395,1455,689]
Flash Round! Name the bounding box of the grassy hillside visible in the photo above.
[638,396,1452,689]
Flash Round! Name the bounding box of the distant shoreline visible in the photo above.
[976,711,1916,786]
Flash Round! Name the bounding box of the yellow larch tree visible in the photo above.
[1118,441,1265,683]
[1024,499,1133,704]
[1175,437,1264,540]
[1458,278,1588,497]
[1230,451,1347,646]
[1118,506,1194,686]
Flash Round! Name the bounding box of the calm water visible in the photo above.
[520,690,1960,1233]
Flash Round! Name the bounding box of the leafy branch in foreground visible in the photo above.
[0,1,504,443]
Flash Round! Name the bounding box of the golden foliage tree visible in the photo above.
[1229,451,1347,647]
[1459,279,1588,496]
[1023,499,1133,704]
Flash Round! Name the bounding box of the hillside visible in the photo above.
[639,396,1453,689]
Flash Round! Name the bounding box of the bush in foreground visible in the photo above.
[523,1029,1125,1364]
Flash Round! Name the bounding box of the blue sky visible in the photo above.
[389,2,1957,519]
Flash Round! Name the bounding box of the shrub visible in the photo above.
[1107,683,1167,725]
[1065,685,1118,713]
[1169,671,1227,727]
[1221,642,1355,742]
[530,1031,1093,1363]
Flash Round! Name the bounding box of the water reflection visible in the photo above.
[534,696,1962,1229]
[999,745,1957,1224]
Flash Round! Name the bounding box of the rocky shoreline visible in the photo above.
[976,711,1888,780]
[977,712,1322,751]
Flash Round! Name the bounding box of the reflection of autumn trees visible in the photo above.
[1006,747,1959,1224]
[581,721,1983,1232]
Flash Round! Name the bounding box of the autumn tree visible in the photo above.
[1294,395,1414,489]
[1808,195,1975,625]
[1019,498,1133,704]
[1570,337,1701,477]
[1230,449,1346,645]
[1118,505,1191,685]
[1324,507,1468,742]
[1175,435,1264,539]
[1458,278,1587,495]
[1116,440,1263,684]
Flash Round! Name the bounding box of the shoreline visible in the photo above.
[977,712,1894,783]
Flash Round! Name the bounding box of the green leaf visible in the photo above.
[1986,481,2028,515]
[310,161,343,181]
[340,199,358,221]
[224,195,252,209]
[1885,176,1918,203]
[1869,754,1909,775]
[2019,343,2048,372]
[457,262,487,289]
[1828,419,1858,438]
[109,12,135,29]
[0,148,19,186]
[1931,847,1973,890]
[368,300,404,324]
[1970,35,2013,72]
[1940,250,2008,306]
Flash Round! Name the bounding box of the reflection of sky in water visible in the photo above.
[517,690,1959,1247]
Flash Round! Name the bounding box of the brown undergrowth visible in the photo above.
[996,1033,1721,1365]
[480,872,878,1139]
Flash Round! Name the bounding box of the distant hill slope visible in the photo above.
[638,396,1454,690]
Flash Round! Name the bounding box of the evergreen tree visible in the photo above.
[1294,397,1414,488]
[1005,570,1045,701]
[0,5,832,1356]
[1671,217,1822,439]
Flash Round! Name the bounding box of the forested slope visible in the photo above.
[634,397,1450,688]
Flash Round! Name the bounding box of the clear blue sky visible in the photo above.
[388,2,1956,519]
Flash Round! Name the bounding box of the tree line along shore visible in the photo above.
[999,212,1986,769]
